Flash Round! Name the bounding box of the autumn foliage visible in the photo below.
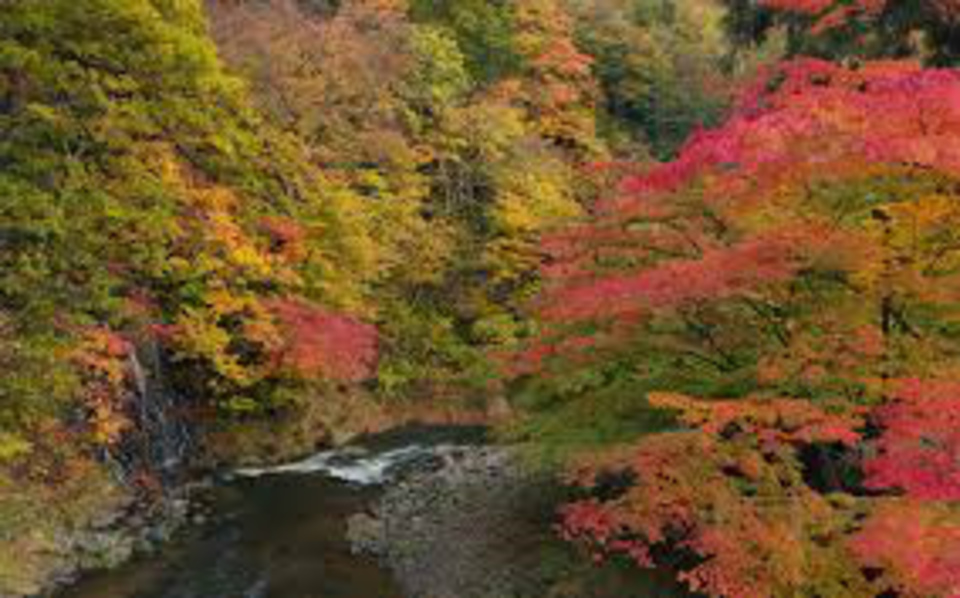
[6,2,960,596]
[757,0,960,27]
[561,396,868,598]
[514,58,960,597]
[725,0,960,64]
[268,299,378,383]
[848,499,960,597]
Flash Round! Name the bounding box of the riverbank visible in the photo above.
[10,394,494,597]
[0,467,214,598]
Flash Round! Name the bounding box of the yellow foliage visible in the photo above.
[854,193,960,300]
[493,166,582,235]
[0,433,32,462]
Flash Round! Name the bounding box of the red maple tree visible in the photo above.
[520,58,960,598]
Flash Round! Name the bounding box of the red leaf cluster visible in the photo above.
[560,424,847,598]
[260,216,308,262]
[529,59,960,360]
[849,500,960,597]
[864,379,960,501]
[268,298,377,383]
[542,228,820,322]
[72,328,135,445]
[650,392,864,447]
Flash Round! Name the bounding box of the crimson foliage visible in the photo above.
[517,58,960,597]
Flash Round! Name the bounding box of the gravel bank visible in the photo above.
[347,446,561,598]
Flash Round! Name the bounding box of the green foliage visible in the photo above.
[502,332,746,457]
[721,0,960,65]
[409,0,524,82]
[0,434,31,463]
[0,318,77,433]
[569,0,747,158]
[406,25,474,109]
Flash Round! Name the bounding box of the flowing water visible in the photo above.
[59,427,480,598]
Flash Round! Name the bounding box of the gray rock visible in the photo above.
[75,531,136,569]
[348,446,560,598]
[346,512,386,555]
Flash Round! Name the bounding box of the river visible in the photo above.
[59,426,688,598]
[58,427,483,598]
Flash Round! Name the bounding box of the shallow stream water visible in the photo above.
[59,427,479,598]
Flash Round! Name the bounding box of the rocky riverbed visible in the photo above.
[347,445,559,598]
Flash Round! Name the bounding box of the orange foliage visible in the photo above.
[72,328,134,446]
[561,399,865,598]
